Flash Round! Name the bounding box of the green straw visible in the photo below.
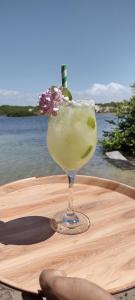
[61,65,67,88]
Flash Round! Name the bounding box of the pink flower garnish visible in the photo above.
[39,86,64,116]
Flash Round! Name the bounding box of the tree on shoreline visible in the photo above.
[102,90,135,158]
[0,105,39,117]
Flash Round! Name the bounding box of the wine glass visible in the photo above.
[47,100,97,234]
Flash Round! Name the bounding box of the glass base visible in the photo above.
[50,211,90,235]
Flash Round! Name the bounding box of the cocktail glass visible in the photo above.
[47,100,97,234]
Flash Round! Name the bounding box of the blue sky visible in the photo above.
[0,0,135,105]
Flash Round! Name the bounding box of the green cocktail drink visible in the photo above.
[47,101,97,171]
[47,100,97,235]
[39,65,97,235]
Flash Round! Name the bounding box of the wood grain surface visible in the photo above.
[0,175,135,296]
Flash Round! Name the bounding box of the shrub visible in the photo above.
[102,96,135,157]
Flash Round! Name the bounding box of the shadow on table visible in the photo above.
[22,291,43,300]
[0,216,55,245]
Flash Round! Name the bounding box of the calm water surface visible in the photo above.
[0,114,134,187]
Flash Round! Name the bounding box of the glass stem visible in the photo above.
[67,171,76,215]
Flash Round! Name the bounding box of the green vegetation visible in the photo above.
[95,101,129,113]
[98,101,122,107]
[102,96,135,157]
[0,101,127,117]
[0,105,39,117]
[0,101,127,116]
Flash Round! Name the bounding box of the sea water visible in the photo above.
[0,114,134,187]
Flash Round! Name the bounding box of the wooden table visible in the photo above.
[0,175,135,300]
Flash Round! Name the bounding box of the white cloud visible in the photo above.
[73,82,132,103]
[0,82,133,105]
[0,89,38,106]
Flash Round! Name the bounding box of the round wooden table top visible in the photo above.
[0,175,135,295]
